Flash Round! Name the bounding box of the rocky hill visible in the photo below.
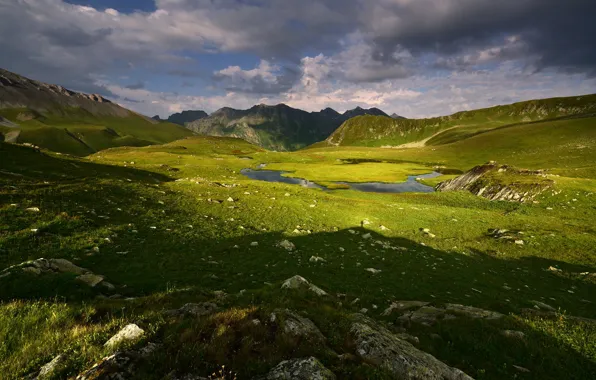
[186,104,389,151]
[321,94,596,148]
[0,68,193,155]
[161,110,209,126]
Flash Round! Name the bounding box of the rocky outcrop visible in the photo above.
[76,343,160,380]
[350,314,474,379]
[104,324,145,349]
[164,302,219,318]
[0,258,115,290]
[259,357,336,380]
[436,162,553,202]
[271,309,326,344]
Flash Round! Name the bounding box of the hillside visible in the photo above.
[320,94,596,148]
[0,68,193,155]
[186,103,389,151]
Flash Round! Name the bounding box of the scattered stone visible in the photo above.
[277,239,296,251]
[399,306,446,326]
[227,197,234,202]
[26,207,40,212]
[362,233,372,239]
[501,330,525,340]
[515,240,524,245]
[104,324,145,349]
[350,314,474,379]
[250,241,259,247]
[379,225,389,231]
[365,268,382,274]
[260,357,336,380]
[309,256,326,263]
[530,300,556,312]
[513,365,531,373]
[281,275,327,296]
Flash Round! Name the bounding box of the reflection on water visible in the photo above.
[240,169,440,194]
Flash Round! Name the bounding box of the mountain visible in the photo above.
[0,68,193,155]
[166,110,208,126]
[390,113,405,119]
[185,104,389,151]
[319,94,596,148]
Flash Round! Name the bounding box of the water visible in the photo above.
[240,169,441,193]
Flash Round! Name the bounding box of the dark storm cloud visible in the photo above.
[364,0,596,75]
[213,64,301,95]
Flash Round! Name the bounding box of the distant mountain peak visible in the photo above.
[165,110,208,125]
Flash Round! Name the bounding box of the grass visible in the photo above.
[0,121,595,379]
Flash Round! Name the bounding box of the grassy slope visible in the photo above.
[322,94,596,148]
[1,121,595,379]
[0,107,193,155]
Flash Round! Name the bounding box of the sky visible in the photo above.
[0,0,595,118]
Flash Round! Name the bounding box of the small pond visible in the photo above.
[240,169,441,194]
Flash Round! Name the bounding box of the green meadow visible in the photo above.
[0,113,595,379]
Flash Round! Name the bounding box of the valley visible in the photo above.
[1,102,595,378]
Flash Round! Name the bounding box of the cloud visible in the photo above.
[0,0,594,119]
[213,60,300,94]
[125,82,145,90]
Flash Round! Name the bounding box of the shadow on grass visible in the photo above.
[1,225,595,379]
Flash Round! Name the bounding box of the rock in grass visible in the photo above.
[382,301,430,316]
[513,365,531,373]
[261,357,336,380]
[501,330,525,340]
[26,207,40,212]
[250,241,259,247]
[272,309,326,343]
[309,256,326,263]
[77,343,159,379]
[277,239,296,251]
[76,273,105,287]
[37,354,66,379]
[350,314,474,380]
[104,324,145,349]
[281,275,327,296]
[362,233,372,239]
[49,259,88,275]
[530,300,556,311]
[444,304,504,320]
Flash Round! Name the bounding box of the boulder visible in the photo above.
[104,324,145,349]
[281,275,327,296]
[76,273,105,287]
[278,240,296,252]
[272,309,326,344]
[350,314,474,379]
[49,259,88,275]
[260,357,336,379]
[35,354,66,379]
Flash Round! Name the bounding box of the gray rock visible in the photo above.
[76,273,105,287]
[444,304,504,320]
[49,259,88,275]
[273,309,325,343]
[399,306,446,326]
[278,239,296,252]
[350,314,474,379]
[281,275,327,296]
[260,357,336,379]
[530,300,556,311]
[76,343,159,380]
[37,354,66,379]
[104,324,145,349]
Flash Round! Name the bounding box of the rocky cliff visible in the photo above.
[436,162,554,202]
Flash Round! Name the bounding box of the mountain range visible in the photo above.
[184,104,392,150]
